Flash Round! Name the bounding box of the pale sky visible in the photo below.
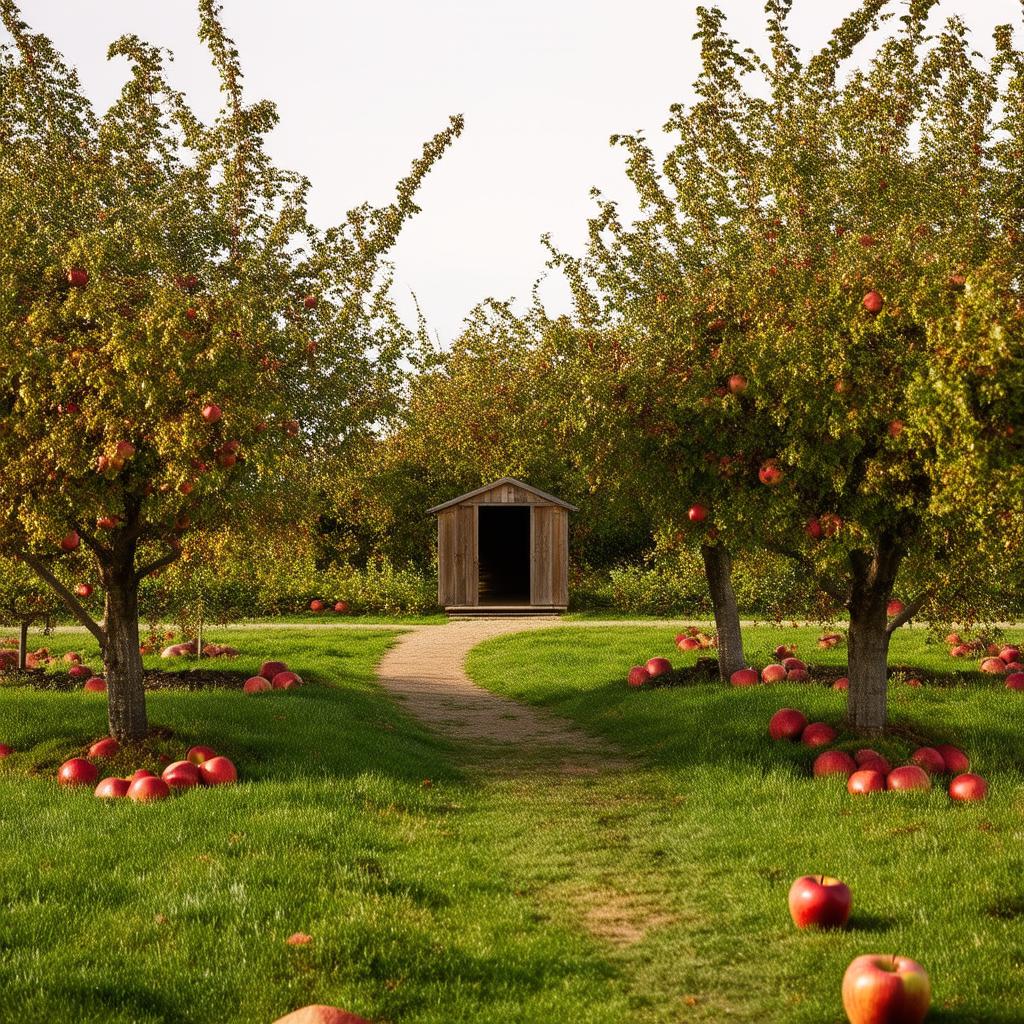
[9,1,1019,346]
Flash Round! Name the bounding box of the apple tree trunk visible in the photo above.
[701,542,745,681]
[845,537,903,736]
[101,549,147,742]
[18,619,29,670]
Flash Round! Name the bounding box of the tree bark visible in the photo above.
[701,542,745,681]
[846,535,904,735]
[102,547,147,742]
[18,619,28,670]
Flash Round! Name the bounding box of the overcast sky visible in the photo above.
[8,1,1019,346]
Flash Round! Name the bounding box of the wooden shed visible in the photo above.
[428,478,577,613]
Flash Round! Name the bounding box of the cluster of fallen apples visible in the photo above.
[768,706,989,802]
[242,659,304,694]
[56,742,237,802]
[788,875,931,1024]
[949,638,1024,689]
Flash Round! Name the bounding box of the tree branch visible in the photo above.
[17,551,106,647]
[768,541,849,605]
[135,546,181,584]
[887,589,932,634]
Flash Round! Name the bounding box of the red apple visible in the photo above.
[309,599,325,612]
[842,954,930,1024]
[59,531,80,552]
[676,635,701,651]
[769,708,807,741]
[887,420,904,438]
[774,644,796,659]
[186,745,216,765]
[243,676,272,694]
[199,756,237,786]
[334,601,349,614]
[97,514,120,529]
[627,665,650,688]
[980,657,1006,674]
[687,504,708,523]
[801,722,837,747]
[858,756,892,776]
[730,667,759,687]
[272,1006,371,1024]
[67,267,89,287]
[886,765,931,791]
[813,750,857,778]
[805,517,823,540]
[782,657,806,672]
[83,677,107,692]
[950,644,972,658]
[303,294,319,310]
[162,760,202,790]
[645,657,672,678]
[910,747,946,775]
[75,583,94,598]
[260,661,288,680]
[201,403,223,423]
[94,777,130,799]
[819,513,843,537]
[948,772,987,802]
[68,665,91,679]
[788,875,852,930]
[787,668,810,681]
[761,664,787,683]
[999,646,1020,664]
[115,440,136,460]
[886,599,905,617]
[854,746,879,764]
[0,744,13,758]
[848,769,886,794]
[758,459,784,486]
[1005,672,1024,690]
[905,678,922,688]
[88,737,119,758]
[833,677,849,691]
[862,290,884,314]
[127,776,171,802]
[130,769,156,780]
[58,758,99,787]
[727,373,747,394]
[933,744,969,773]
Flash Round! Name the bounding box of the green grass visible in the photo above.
[467,625,1024,1023]
[2,624,1022,1023]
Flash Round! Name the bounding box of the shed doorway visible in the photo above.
[477,505,530,605]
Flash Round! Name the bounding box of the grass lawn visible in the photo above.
[467,625,1024,1023]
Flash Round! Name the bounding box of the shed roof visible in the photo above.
[427,477,579,514]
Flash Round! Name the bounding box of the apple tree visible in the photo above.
[0,1,461,739]
[552,0,1024,731]
[0,554,75,669]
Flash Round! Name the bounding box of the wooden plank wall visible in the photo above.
[437,507,478,606]
[530,506,568,606]
[474,483,544,505]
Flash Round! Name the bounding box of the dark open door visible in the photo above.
[477,505,530,605]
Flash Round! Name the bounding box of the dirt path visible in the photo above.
[375,617,619,762]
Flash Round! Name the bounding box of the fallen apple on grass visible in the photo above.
[813,750,857,778]
[127,776,171,802]
[841,954,930,1024]
[88,738,119,758]
[730,668,759,687]
[162,761,202,790]
[848,769,886,794]
[94,777,130,799]
[934,744,969,773]
[260,661,288,681]
[309,599,325,612]
[645,657,672,678]
[58,758,99,787]
[198,756,237,786]
[272,1006,371,1024]
[676,635,701,651]
[68,665,92,680]
[948,773,987,802]
[627,666,650,688]
[1005,673,1024,690]
[833,677,849,691]
[999,646,1020,663]
[83,677,107,692]
[801,722,837,747]
[761,663,787,683]
[130,769,157,780]
[186,745,216,766]
[272,670,303,690]
[787,668,810,682]
[886,766,931,792]
[910,747,946,775]
[980,657,1007,674]
[769,708,807,741]
[788,874,852,930]
[0,744,13,758]
[243,676,272,694]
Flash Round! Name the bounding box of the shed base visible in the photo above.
[444,605,567,617]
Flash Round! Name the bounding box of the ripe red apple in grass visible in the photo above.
[243,676,272,694]
[68,665,91,680]
[687,504,708,523]
[0,744,13,758]
[645,657,672,678]
[858,755,892,776]
[627,665,650,688]
[801,722,837,747]
[162,760,202,790]
[272,671,303,689]
[862,290,884,314]
[127,776,171,802]
[758,459,784,486]
[948,772,987,802]
[813,750,858,778]
[761,664,787,683]
[934,744,969,773]
[833,677,849,691]
[676,635,701,651]
[272,1006,371,1024]
[886,765,931,791]
[769,708,807,741]
[786,668,810,681]
[980,657,1006,674]
[774,644,797,659]
[1005,672,1024,690]
[94,777,130,799]
[186,745,216,765]
[260,660,288,680]
[67,267,89,287]
[910,747,946,775]
[199,756,237,786]
[334,601,349,614]
[58,758,99,787]
[201,403,223,423]
[848,769,886,794]
[999,646,1020,663]
[787,875,852,930]
[83,677,107,692]
[842,954,930,1024]
[75,583,94,598]
[730,667,758,687]
[59,531,80,552]
[780,657,804,672]
[950,644,972,658]
[88,737,119,758]
[130,769,156,780]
